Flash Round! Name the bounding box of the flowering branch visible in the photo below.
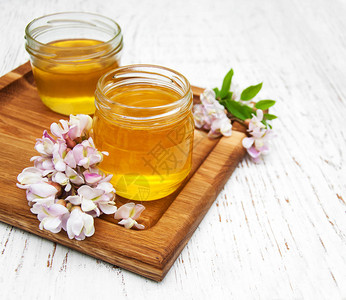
[17,114,145,240]
[193,69,277,162]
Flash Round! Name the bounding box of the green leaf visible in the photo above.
[219,92,233,108]
[220,69,234,99]
[213,87,220,99]
[264,113,278,120]
[240,82,263,101]
[242,104,255,118]
[221,100,254,120]
[262,120,273,129]
[255,100,276,110]
[224,91,233,101]
[219,99,229,110]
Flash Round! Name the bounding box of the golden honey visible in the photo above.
[31,39,120,115]
[93,65,194,201]
[25,13,123,115]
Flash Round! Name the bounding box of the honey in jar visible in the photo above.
[25,13,123,115]
[93,65,194,201]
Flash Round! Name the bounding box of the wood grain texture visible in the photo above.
[0,0,345,298]
[0,63,246,281]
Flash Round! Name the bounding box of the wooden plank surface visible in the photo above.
[0,62,246,281]
[0,0,346,298]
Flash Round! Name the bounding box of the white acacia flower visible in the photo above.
[68,114,93,140]
[83,167,113,186]
[200,89,226,118]
[31,203,69,233]
[52,172,70,191]
[242,109,273,163]
[193,104,206,129]
[34,130,55,157]
[50,115,93,148]
[208,117,232,138]
[248,109,266,132]
[96,181,115,195]
[72,138,105,169]
[16,167,46,189]
[26,182,58,205]
[200,89,217,105]
[52,140,68,172]
[52,166,84,192]
[66,184,116,216]
[63,150,76,168]
[83,170,103,185]
[66,207,95,240]
[114,203,145,230]
[50,119,70,140]
[66,166,84,185]
[30,156,55,175]
[193,89,232,138]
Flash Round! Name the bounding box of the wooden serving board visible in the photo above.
[0,62,246,281]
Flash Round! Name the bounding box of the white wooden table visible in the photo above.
[1,0,345,298]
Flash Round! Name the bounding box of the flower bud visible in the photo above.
[56,199,66,207]
[66,202,73,211]
[47,181,62,197]
[65,137,76,149]
[70,205,82,212]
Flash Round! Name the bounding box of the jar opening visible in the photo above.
[95,64,193,126]
[25,12,123,60]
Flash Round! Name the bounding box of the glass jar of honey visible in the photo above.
[25,12,123,115]
[93,65,194,201]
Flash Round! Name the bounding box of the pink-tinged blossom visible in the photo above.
[50,119,70,140]
[193,89,232,138]
[193,104,206,129]
[52,172,70,190]
[51,114,92,142]
[66,184,116,216]
[96,181,115,194]
[208,117,232,138]
[83,170,103,185]
[66,166,84,185]
[16,167,46,189]
[96,182,116,214]
[26,182,58,205]
[34,130,55,156]
[52,140,68,172]
[248,109,266,132]
[31,203,69,233]
[30,156,55,175]
[73,138,106,169]
[83,167,112,185]
[52,166,84,192]
[66,207,95,240]
[68,114,93,140]
[63,150,76,168]
[17,114,142,239]
[200,89,217,106]
[114,203,145,229]
[242,109,273,163]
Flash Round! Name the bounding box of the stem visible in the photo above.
[228,114,247,125]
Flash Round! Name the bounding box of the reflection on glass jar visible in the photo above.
[93,65,194,201]
[25,12,123,115]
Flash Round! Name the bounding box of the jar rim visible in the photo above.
[25,11,122,49]
[96,64,191,111]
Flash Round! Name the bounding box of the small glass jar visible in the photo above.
[25,12,123,115]
[93,65,194,201]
